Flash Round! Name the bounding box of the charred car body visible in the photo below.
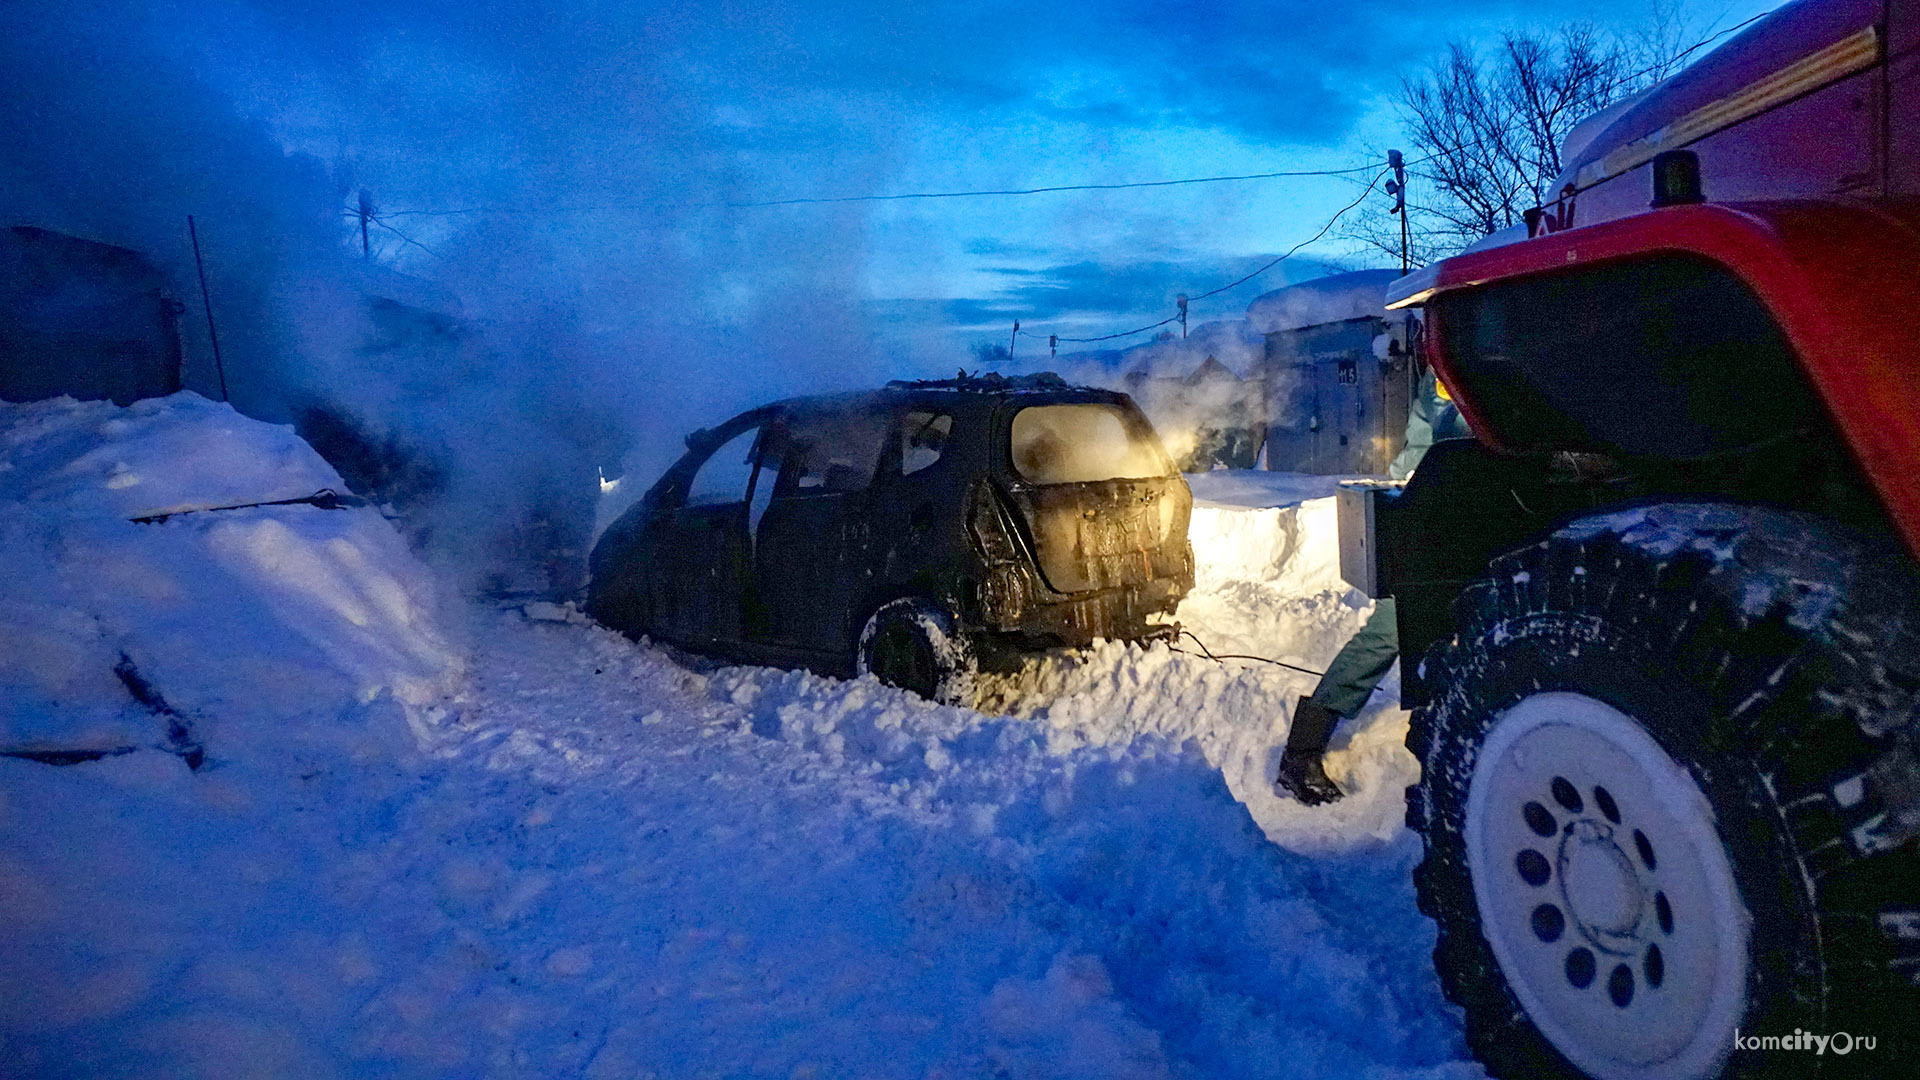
[588,374,1193,702]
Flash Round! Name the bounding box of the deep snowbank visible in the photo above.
[449,611,1468,1079]
[961,474,1416,852]
[0,399,1461,1078]
[0,392,461,755]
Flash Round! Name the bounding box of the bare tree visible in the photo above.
[1348,14,1692,265]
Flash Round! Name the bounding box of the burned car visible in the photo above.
[587,373,1194,702]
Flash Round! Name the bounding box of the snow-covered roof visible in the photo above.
[1460,223,1530,257]
[0,391,460,751]
[1245,269,1400,335]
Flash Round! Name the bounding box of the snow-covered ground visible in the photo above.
[0,394,1477,1078]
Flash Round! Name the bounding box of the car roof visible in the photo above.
[678,375,1135,453]
[762,373,1126,417]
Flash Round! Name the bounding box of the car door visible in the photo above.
[752,408,888,657]
[849,405,962,595]
[644,419,769,649]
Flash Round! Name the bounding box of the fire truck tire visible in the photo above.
[856,596,979,707]
[1407,504,1920,1079]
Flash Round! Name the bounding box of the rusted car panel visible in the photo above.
[1005,479,1191,595]
[588,375,1194,676]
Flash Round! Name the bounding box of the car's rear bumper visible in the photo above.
[975,561,1187,648]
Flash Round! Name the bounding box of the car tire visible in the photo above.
[1407,504,1920,1079]
[856,596,978,707]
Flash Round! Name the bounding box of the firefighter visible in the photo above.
[1275,369,1468,805]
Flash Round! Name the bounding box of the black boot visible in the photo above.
[1275,697,1345,805]
[1275,750,1343,805]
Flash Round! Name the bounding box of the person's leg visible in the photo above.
[1299,598,1400,724]
[1276,599,1398,804]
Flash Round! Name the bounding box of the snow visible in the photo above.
[0,393,461,755]
[1,391,349,522]
[1551,89,1653,193]
[1459,223,1529,256]
[1185,470,1348,509]
[0,398,1472,1078]
[1244,269,1401,336]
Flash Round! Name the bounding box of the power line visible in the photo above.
[723,163,1381,207]
[355,163,1382,290]
[377,205,538,219]
[350,134,1524,228]
[1048,313,1183,346]
[1040,167,1387,345]
[1638,8,1771,82]
[368,161,1381,220]
[1188,169,1384,303]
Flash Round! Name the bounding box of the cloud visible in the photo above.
[240,0,1405,159]
[965,238,1059,258]
[716,0,1395,143]
[977,254,1354,327]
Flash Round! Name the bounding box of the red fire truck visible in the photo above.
[1368,0,1920,1075]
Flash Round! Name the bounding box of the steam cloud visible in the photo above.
[0,0,896,593]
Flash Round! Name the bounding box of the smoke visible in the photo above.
[1011,319,1274,473]
[0,0,896,593]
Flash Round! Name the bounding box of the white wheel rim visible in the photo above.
[1464,693,1749,1080]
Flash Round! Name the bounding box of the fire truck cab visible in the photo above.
[1368,2,1920,1076]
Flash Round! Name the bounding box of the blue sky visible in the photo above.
[300,0,1778,360]
[4,0,1781,374]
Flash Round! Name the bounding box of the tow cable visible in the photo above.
[1172,628,1325,678]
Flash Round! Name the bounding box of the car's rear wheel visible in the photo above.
[1409,504,1920,1078]
[856,596,978,707]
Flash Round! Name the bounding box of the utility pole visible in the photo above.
[1386,150,1408,274]
[357,189,373,260]
[1009,320,1019,363]
[1049,334,1057,359]
[186,215,230,402]
[1177,294,1188,339]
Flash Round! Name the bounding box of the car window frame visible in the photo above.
[1003,399,1174,487]
[897,409,954,478]
[666,413,772,513]
[768,408,892,501]
[872,405,957,485]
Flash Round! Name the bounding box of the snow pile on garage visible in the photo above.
[1244,268,1398,335]
[0,392,462,758]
